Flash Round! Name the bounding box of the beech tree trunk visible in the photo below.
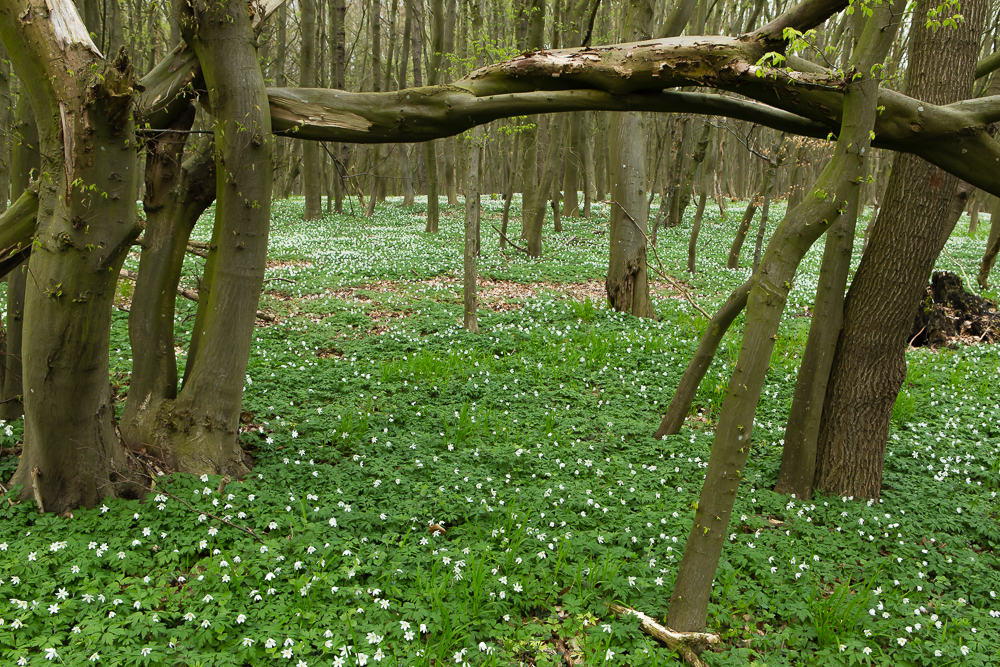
[606,0,655,317]
[121,112,216,453]
[463,126,483,332]
[0,91,37,421]
[2,0,143,513]
[148,0,273,477]
[300,0,323,220]
[813,0,986,500]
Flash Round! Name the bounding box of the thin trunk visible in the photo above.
[979,196,1000,288]
[301,0,323,220]
[561,111,582,216]
[0,44,10,212]
[331,0,347,214]
[121,114,216,454]
[687,191,708,274]
[774,190,857,498]
[726,195,761,269]
[365,0,383,218]
[160,0,273,476]
[0,91,37,421]
[464,126,483,332]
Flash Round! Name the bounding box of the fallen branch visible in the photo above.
[118,269,276,322]
[607,603,720,667]
[612,201,712,320]
[148,481,265,545]
[491,224,529,254]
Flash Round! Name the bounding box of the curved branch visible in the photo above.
[268,87,830,142]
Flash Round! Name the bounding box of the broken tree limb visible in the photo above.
[608,603,720,667]
[118,269,275,321]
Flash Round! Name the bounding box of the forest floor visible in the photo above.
[2,196,999,666]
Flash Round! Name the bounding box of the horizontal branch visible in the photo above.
[269,87,830,142]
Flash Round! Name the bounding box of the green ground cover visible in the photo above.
[2,196,999,666]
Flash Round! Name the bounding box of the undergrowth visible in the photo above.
[1,196,999,666]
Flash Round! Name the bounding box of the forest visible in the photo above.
[1,0,1000,664]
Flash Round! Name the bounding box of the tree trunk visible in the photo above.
[463,126,483,332]
[150,0,273,477]
[561,111,582,216]
[774,189,856,498]
[606,0,655,317]
[423,0,445,232]
[687,132,715,274]
[813,0,986,500]
[0,91,38,421]
[331,0,347,214]
[979,196,1000,288]
[121,111,217,453]
[300,0,323,220]
[0,44,10,212]
[2,2,143,513]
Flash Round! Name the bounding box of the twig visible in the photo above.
[30,467,44,515]
[940,247,974,292]
[909,325,926,348]
[612,201,712,320]
[152,484,265,544]
[608,603,720,667]
[118,269,275,321]
[491,224,529,254]
[263,277,296,284]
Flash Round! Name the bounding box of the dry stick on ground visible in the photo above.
[491,223,529,253]
[612,201,712,319]
[144,479,265,544]
[608,603,720,667]
[118,269,276,322]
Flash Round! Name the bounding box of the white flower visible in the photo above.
[45,648,59,661]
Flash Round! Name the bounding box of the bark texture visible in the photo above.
[813,0,986,500]
[1,0,143,512]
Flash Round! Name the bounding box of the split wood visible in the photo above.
[607,602,720,667]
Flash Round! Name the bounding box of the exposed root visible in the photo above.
[607,603,720,667]
[30,466,44,515]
